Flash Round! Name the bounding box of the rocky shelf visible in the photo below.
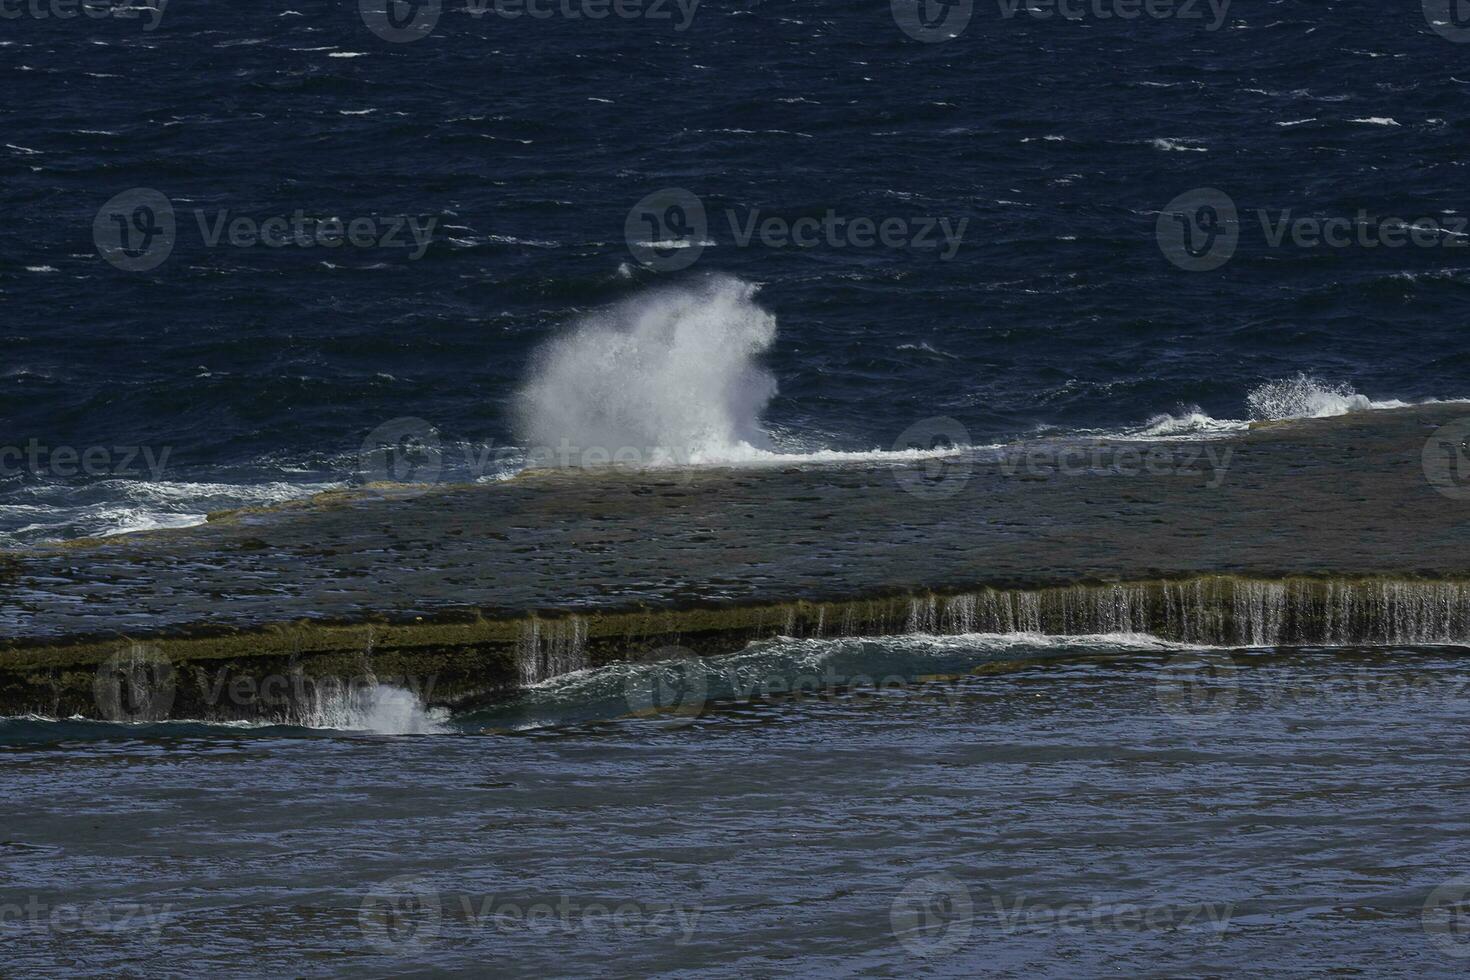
[2,404,1469,719]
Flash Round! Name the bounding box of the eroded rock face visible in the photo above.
[1,404,1468,719]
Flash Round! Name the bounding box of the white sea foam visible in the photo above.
[1150,137,1208,152]
[0,479,341,545]
[1244,373,1407,420]
[1088,374,1465,443]
[294,682,451,735]
[513,276,965,468]
[1132,409,1249,439]
[513,276,778,464]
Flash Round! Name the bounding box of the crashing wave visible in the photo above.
[1244,373,1406,421]
[513,276,967,468]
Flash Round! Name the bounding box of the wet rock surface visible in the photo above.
[2,405,1468,643]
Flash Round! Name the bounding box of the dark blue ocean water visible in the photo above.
[10,8,1470,974]
[4,0,1470,540]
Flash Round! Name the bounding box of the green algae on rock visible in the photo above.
[2,405,1470,720]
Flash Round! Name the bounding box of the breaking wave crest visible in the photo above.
[1103,374,1462,442]
[1244,373,1408,421]
[513,276,968,468]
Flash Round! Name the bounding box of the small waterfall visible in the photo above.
[898,577,1470,647]
[907,596,938,634]
[1232,581,1287,646]
[942,594,977,634]
[1019,592,1043,632]
[518,616,589,685]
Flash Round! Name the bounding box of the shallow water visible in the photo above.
[5,639,1470,976]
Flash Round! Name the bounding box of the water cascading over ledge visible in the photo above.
[897,577,1470,648]
[5,574,1470,721]
[518,616,590,685]
[6,404,1470,720]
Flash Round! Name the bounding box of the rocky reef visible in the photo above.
[2,404,1469,721]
